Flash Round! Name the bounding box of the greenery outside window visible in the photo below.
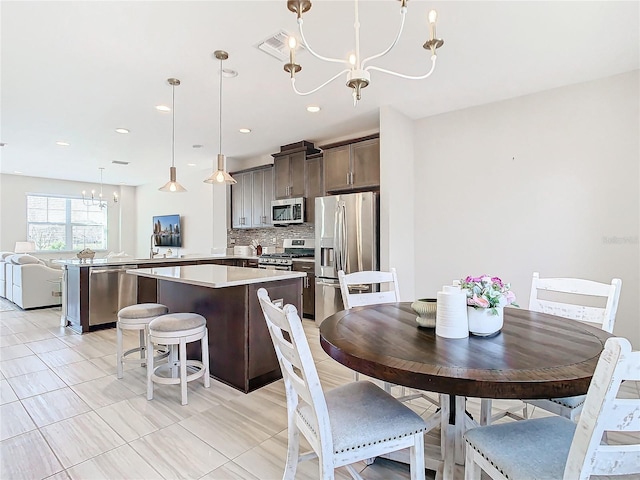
[27,195,108,251]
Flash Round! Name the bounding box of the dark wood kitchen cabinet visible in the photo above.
[230,171,253,228]
[305,152,323,225]
[321,134,379,193]
[272,141,320,200]
[273,151,306,199]
[293,261,315,318]
[230,165,274,229]
[251,167,274,227]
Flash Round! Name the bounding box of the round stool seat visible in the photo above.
[118,303,169,324]
[149,313,206,337]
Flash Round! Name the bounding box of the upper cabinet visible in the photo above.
[251,167,274,228]
[231,171,253,229]
[230,165,274,229]
[274,151,305,199]
[321,135,380,193]
[305,153,323,226]
[272,141,320,200]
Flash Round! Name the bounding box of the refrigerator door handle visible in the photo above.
[334,203,342,273]
[316,281,341,288]
[340,203,348,272]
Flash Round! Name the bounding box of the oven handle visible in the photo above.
[258,264,291,271]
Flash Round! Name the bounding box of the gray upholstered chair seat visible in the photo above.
[149,313,206,333]
[297,381,426,454]
[119,303,168,320]
[464,416,576,480]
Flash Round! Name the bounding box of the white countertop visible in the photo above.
[55,254,259,267]
[127,264,306,288]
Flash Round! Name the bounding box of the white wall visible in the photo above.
[380,106,416,300]
[410,71,639,347]
[0,173,133,259]
[134,166,226,258]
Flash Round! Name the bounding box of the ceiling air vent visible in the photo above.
[111,160,129,165]
[256,30,305,62]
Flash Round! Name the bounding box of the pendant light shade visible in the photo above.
[204,50,236,185]
[159,77,187,192]
[159,166,187,192]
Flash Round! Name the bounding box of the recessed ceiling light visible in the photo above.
[115,128,130,134]
[306,105,321,113]
[239,128,251,134]
[155,105,171,112]
[55,141,70,146]
[187,163,197,167]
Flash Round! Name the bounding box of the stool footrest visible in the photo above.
[151,360,206,385]
[122,346,170,365]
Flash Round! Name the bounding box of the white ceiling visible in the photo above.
[1,1,638,187]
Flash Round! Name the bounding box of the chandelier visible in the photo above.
[82,168,118,209]
[204,50,237,185]
[159,78,187,192]
[284,0,444,105]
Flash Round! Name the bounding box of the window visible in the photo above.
[27,195,108,251]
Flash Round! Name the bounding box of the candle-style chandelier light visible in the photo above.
[82,167,118,209]
[284,0,444,105]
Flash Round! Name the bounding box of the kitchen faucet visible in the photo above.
[150,234,160,259]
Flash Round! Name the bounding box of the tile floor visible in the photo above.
[1,304,638,480]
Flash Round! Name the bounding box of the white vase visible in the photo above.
[467,306,503,336]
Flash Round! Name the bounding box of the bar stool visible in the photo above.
[116,303,169,379]
[146,313,210,405]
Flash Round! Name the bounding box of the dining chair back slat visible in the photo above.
[338,269,400,310]
[529,272,622,333]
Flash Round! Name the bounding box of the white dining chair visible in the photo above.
[338,269,401,310]
[256,288,427,480]
[464,336,639,480]
[338,269,439,408]
[480,272,622,425]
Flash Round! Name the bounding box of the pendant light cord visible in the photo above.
[219,57,223,156]
[172,83,176,168]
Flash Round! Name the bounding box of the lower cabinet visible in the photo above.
[293,261,315,318]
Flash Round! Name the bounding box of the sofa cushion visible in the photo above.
[11,254,44,265]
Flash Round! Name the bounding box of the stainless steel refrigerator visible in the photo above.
[315,192,379,326]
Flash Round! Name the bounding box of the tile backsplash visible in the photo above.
[227,224,314,250]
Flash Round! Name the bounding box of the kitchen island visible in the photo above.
[127,264,305,393]
[57,255,259,333]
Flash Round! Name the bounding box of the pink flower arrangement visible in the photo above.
[460,275,518,315]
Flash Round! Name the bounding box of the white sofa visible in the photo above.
[9,254,62,309]
[0,252,15,298]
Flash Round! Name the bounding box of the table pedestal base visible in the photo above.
[381,394,478,480]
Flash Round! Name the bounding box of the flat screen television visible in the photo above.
[152,214,182,247]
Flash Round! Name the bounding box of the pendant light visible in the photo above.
[204,50,236,185]
[159,78,187,192]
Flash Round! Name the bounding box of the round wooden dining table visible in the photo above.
[319,302,612,479]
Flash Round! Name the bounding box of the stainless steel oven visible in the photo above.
[257,238,314,271]
[258,263,292,271]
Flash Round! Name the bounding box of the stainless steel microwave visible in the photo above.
[271,197,305,225]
